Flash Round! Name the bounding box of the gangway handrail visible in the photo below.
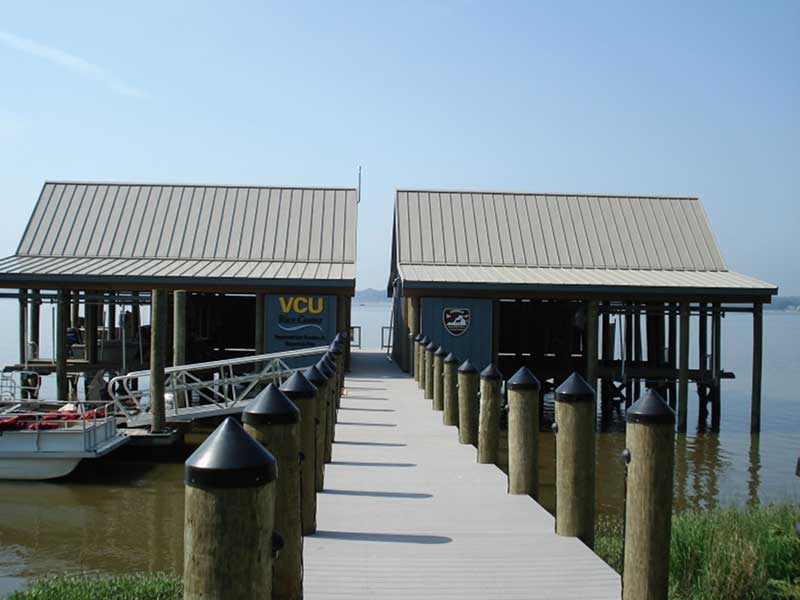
[108,346,328,425]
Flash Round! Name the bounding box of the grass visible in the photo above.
[9,573,182,600]
[595,503,800,600]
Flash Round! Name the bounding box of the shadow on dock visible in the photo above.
[312,531,451,544]
[322,489,432,499]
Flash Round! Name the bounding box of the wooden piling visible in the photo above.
[304,364,328,492]
[409,298,420,376]
[184,417,277,600]
[478,364,502,465]
[711,304,722,430]
[418,336,429,390]
[585,301,599,391]
[554,372,596,547]
[316,356,336,463]
[677,301,689,432]
[457,360,479,445]
[70,290,80,328]
[107,292,117,340]
[56,290,69,401]
[280,371,319,534]
[243,385,302,600]
[424,341,436,401]
[150,289,168,433]
[622,389,676,600]
[30,290,40,358]
[750,301,763,433]
[507,366,541,496]
[433,346,446,411]
[254,293,265,355]
[443,353,459,426]
[413,334,423,383]
[173,290,187,408]
[18,289,28,364]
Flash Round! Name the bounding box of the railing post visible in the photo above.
[457,360,479,445]
[418,336,429,391]
[280,371,319,535]
[315,356,336,464]
[554,372,596,547]
[622,389,676,600]
[478,364,503,464]
[443,353,459,426]
[424,341,436,401]
[433,347,446,411]
[183,417,277,600]
[243,385,302,600]
[304,364,328,493]
[507,366,541,496]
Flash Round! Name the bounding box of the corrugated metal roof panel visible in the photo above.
[393,189,775,295]
[396,190,730,271]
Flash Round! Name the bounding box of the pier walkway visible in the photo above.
[304,350,620,599]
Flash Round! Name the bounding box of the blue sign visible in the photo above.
[420,297,492,371]
[266,294,336,367]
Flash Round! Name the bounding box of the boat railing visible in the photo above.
[0,369,43,403]
[0,400,118,452]
[108,346,329,425]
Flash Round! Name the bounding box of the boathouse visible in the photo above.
[388,189,776,432]
[0,181,356,402]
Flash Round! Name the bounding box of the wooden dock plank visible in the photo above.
[304,351,621,599]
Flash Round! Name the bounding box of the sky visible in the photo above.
[0,1,797,293]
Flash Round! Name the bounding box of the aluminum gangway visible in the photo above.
[108,346,328,427]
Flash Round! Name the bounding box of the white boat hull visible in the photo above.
[0,456,81,480]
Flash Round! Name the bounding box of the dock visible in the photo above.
[304,350,620,599]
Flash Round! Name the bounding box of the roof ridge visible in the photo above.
[44,180,358,192]
[395,189,698,201]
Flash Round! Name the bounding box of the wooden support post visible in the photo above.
[30,290,40,359]
[600,308,610,404]
[711,303,722,431]
[56,290,69,401]
[507,367,541,496]
[433,347,445,411]
[244,385,302,600]
[667,303,677,408]
[622,390,675,600]
[18,289,28,364]
[85,291,97,364]
[457,360,479,445]
[678,302,690,433]
[478,364,502,464]
[184,418,277,600]
[412,335,422,383]
[150,289,168,432]
[751,301,763,433]
[345,295,352,371]
[585,301,598,392]
[254,293,265,355]
[330,337,345,403]
[443,353,459,426]
[554,372,596,547]
[418,336,428,390]
[304,364,328,492]
[400,297,410,372]
[634,303,643,399]
[173,290,187,408]
[698,303,709,427]
[70,290,80,328]
[624,303,633,407]
[424,342,435,401]
[409,297,420,378]
[316,356,336,463]
[108,293,117,340]
[280,371,318,534]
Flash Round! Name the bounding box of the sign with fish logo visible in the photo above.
[443,308,470,336]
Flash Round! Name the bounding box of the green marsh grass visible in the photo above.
[9,572,181,600]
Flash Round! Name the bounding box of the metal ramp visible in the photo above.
[108,346,328,428]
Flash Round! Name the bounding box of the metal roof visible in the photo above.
[0,181,357,289]
[392,190,776,297]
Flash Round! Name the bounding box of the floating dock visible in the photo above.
[304,350,620,599]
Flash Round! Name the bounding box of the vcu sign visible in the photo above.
[278,296,325,315]
[267,294,335,355]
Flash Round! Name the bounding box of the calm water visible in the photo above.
[0,301,797,595]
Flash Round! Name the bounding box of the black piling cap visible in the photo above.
[507,366,541,390]
[185,417,277,489]
[458,359,478,374]
[420,335,429,345]
[335,331,347,343]
[434,346,447,357]
[316,358,335,378]
[280,371,318,399]
[244,384,300,426]
[480,363,503,380]
[555,372,595,403]
[329,341,344,355]
[625,388,676,425]
[444,352,459,365]
[321,352,337,370]
[414,334,424,343]
[304,364,327,387]
[426,341,437,351]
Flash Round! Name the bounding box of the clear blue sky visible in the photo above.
[0,1,797,293]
